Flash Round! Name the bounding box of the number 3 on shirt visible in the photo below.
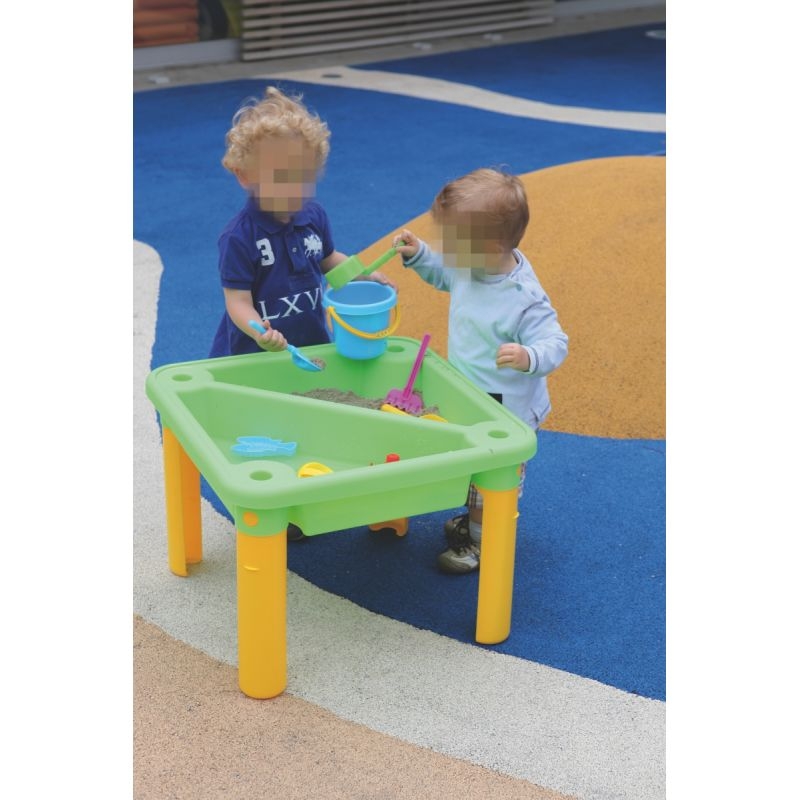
[256,238,275,267]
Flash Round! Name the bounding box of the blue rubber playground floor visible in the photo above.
[134,23,666,701]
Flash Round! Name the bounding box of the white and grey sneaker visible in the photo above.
[437,514,480,574]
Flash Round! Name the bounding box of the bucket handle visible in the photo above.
[326,304,401,340]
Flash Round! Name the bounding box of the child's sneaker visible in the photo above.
[437,514,480,574]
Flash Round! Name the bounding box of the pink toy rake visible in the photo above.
[383,334,431,415]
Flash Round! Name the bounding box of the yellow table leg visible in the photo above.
[474,486,519,644]
[237,530,287,699]
[162,427,195,577]
[179,445,203,564]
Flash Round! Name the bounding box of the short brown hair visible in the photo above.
[431,168,530,250]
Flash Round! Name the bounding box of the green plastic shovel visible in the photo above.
[325,246,399,290]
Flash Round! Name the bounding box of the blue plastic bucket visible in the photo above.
[323,282,399,360]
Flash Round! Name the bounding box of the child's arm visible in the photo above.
[223,288,287,352]
[320,250,349,273]
[497,301,568,375]
[392,228,454,292]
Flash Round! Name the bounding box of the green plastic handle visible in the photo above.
[362,247,399,276]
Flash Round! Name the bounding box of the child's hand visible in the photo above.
[252,320,287,352]
[392,229,420,260]
[496,343,530,372]
[357,270,398,291]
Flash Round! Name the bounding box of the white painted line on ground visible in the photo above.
[134,239,665,800]
[256,65,666,133]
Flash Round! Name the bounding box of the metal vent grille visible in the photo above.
[240,0,555,61]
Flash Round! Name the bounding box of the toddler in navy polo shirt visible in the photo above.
[210,86,392,540]
[210,86,391,358]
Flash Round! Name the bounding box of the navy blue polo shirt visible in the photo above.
[209,197,335,357]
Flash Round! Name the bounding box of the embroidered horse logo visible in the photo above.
[303,233,323,258]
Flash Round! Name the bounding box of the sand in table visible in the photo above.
[297,388,440,417]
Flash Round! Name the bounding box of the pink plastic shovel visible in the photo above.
[384,334,431,415]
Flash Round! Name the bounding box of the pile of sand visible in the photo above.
[297,388,439,417]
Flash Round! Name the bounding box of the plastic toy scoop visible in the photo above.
[325,246,400,290]
[297,461,334,478]
[380,404,447,423]
[248,320,324,372]
[231,436,297,457]
[383,334,431,415]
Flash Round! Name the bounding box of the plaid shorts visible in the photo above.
[467,392,534,510]
[467,461,527,510]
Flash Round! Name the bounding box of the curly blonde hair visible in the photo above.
[222,86,331,173]
[431,168,530,250]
